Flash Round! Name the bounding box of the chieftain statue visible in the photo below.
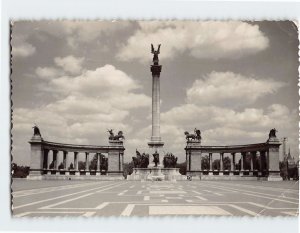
[107,129,125,141]
[152,151,160,167]
[132,149,150,168]
[163,153,178,168]
[184,128,201,142]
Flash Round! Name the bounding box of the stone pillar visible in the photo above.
[209,153,213,175]
[240,152,245,176]
[108,150,122,175]
[97,153,101,176]
[85,152,90,175]
[47,150,52,174]
[74,152,79,175]
[28,135,44,179]
[119,152,124,172]
[64,151,69,175]
[53,150,59,172]
[43,149,49,171]
[266,140,282,181]
[219,153,224,175]
[230,153,235,176]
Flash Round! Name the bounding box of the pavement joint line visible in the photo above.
[13,181,106,197]
[207,181,299,194]
[201,183,299,201]
[82,212,96,217]
[242,192,298,204]
[13,182,124,210]
[121,204,135,216]
[96,202,109,209]
[41,182,127,209]
[195,196,208,201]
[228,204,259,217]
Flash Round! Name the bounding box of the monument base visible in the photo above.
[127,167,186,181]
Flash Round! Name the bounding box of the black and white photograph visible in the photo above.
[10,20,299,217]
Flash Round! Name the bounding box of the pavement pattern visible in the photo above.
[12,179,299,217]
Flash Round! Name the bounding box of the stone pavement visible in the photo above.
[12,179,299,217]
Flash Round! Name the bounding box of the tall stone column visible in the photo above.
[148,44,164,153]
[219,153,224,175]
[47,150,52,174]
[230,153,235,176]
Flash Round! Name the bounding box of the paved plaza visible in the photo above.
[12,179,299,217]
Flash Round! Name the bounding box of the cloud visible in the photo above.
[12,42,36,58]
[54,55,84,75]
[117,21,269,62]
[35,67,63,80]
[186,72,286,106]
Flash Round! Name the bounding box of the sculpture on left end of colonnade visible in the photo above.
[32,124,41,137]
[107,129,125,141]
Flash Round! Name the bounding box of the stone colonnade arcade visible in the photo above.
[185,130,282,181]
[28,133,124,180]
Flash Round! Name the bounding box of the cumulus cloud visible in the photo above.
[54,55,84,75]
[186,72,286,106]
[117,21,269,62]
[13,64,151,164]
[12,42,36,58]
[35,67,63,80]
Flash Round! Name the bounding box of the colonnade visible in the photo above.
[42,149,108,175]
[187,151,268,176]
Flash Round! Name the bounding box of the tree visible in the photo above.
[89,154,98,170]
[68,163,74,170]
[201,155,209,170]
[223,156,231,170]
[123,162,134,178]
[58,162,64,170]
[176,162,187,175]
[212,159,220,170]
[78,161,86,170]
[12,163,30,178]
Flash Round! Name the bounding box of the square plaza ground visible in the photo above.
[12,179,299,217]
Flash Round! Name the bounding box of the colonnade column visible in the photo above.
[230,153,235,176]
[63,151,69,175]
[97,153,101,176]
[74,152,79,175]
[240,152,245,176]
[47,150,52,174]
[209,153,213,175]
[219,153,224,175]
[85,152,90,175]
[53,150,59,172]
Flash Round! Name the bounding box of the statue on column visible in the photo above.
[268,128,277,139]
[184,128,201,142]
[151,44,161,65]
[32,125,41,136]
[107,129,125,141]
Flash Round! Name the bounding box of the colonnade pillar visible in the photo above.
[85,152,90,175]
[240,152,245,176]
[209,153,213,175]
[219,153,224,175]
[230,153,235,175]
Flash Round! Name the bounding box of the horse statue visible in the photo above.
[184,128,201,142]
[32,125,41,136]
[107,129,125,141]
[269,128,277,138]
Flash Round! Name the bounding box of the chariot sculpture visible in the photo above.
[184,128,201,142]
[107,129,125,141]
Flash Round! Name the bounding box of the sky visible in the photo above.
[11,20,299,165]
